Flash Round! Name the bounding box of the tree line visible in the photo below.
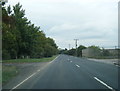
[59,45,87,57]
[59,45,117,58]
[2,3,58,60]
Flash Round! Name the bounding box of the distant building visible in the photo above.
[82,48,101,58]
[82,48,119,58]
[106,49,118,56]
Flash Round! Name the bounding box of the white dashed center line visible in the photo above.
[94,77,115,91]
[76,64,80,68]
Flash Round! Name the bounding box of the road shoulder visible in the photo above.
[2,61,50,89]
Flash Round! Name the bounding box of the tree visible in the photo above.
[7,5,12,15]
[46,37,58,49]
[66,48,76,56]
[88,45,101,51]
[2,3,58,60]
[102,48,110,56]
[44,44,54,57]
[77,45,86,57]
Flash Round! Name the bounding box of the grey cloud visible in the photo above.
[7,0,118,49]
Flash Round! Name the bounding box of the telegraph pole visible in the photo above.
[115,46,117,49]
[69,44,71,50]
[74,39,79,56]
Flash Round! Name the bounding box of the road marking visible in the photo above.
[49,55,59,64]
[49,61,52,64]
[113,62,120,67]
[11,55,60,90]
[76,64,80,68]
[37,69,41,72]
[94,77,115,91]
[10,72,37,91]
[115,65,120,67]
[70,61,72,62]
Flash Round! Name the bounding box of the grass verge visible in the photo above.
[2,55,58,85]
[2,55,58,63]
[2,65,18,85]
[0,64,2,85]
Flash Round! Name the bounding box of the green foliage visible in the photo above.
[102,48,110,56]
[59,48,68,54]
[88,45,101,51]
[59,48,76,56]
[7,5,12,15]
[3,55,57,63]
[59,49,66,54]
[46,37,58,49]
[2,49,11,60]
[77,45,86,57]
[2,65,18,85]
[2,3,58,60]
[59,45,86,57]
[67,48,76,56]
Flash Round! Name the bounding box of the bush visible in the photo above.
[2,49,11,60]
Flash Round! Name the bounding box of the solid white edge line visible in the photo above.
[11,55,60,90]
[76,64,80,68]
[37,69,41,72]
[10,72,37,91]
[94,77,114,91]
[49,55,59,64]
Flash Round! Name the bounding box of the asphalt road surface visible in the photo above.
[3,54,119,90]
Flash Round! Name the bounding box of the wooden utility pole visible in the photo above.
[74,39,79,56]
[69,44,71,50]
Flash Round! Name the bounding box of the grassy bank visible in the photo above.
[2,55,58,85]
[2,65,18,85]
[0,64,2,84]
[2,55,58,63]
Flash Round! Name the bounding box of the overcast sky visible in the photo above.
[6,0,119,49]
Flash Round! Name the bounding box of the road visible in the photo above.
[3,54,119,90]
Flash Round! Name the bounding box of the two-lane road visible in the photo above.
[3,54,118,90]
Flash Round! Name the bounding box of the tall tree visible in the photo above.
[77,45,86,57]
[2,3,58,59]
